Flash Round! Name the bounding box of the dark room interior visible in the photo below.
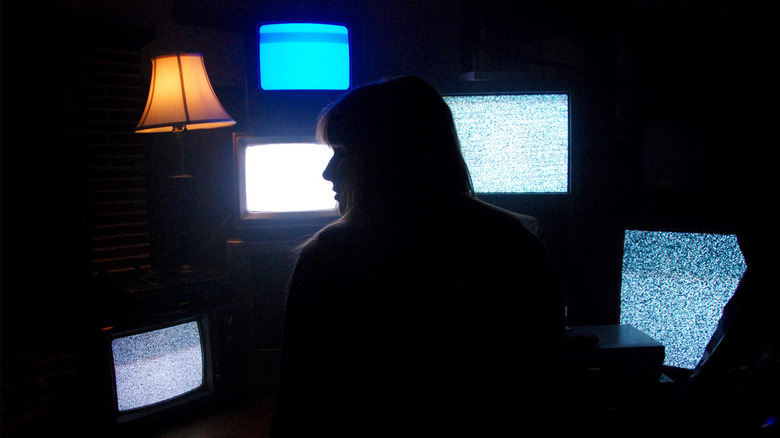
[2,0,777,436]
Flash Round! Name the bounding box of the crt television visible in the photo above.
[619,229,747,370]
[246,19,359,136]
[257,22,351,91]
[442,93,570,194]
[102,313,214,424]
[233,134,339,224]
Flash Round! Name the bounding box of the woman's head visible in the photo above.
[317,76,473,215]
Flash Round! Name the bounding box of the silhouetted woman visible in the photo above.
[271,76,564,437]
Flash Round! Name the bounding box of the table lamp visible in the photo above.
[136,53,235,274]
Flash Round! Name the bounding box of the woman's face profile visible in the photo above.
[323,146,349,214]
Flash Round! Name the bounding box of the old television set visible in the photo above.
[234,134,339,226]
[257,22,352,91]
[101,313,214,425]
[619,228,747,370]
[245,19,359,139]
[442,93,570,195]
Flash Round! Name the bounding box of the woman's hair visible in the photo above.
[316,76,474,215]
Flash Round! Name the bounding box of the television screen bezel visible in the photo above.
[256,21,353,92]
[233,133,340,227]
[243,16,361,135]
[103,313,215,424]
[441,91,572,197]
[249,18,360,94]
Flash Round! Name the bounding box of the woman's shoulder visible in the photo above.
[299,220,362,257]
[460,197,539,233]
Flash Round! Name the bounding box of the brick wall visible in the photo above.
[1,19,156,436]
[49,26,156,275]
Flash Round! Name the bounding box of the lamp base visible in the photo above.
[176,264,198,276]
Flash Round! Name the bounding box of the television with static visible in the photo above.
[442,93,570,195]
[619,229,747,370]
[102,314,214,424]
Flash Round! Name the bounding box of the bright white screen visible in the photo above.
[244,142,337,214]
[620,230,747,369]
[112,321,204,412]
[443,94,569,194]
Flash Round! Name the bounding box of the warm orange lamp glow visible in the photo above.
[136,53,235,133]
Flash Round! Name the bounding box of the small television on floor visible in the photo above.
[233,134,339,227]
[442,93,570,195]
[619,229,747,370]
[102,314,214,424]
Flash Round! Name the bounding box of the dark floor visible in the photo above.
[1,346,280,438]
[145,392,277,438]
[1,386,277,438]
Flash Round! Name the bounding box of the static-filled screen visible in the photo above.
[443,94,569,194]
[620,230,747,369]
[112,321,204,411]
[259,22,350,90]
[244,142,338,214]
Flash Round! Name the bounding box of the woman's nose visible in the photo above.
[323,155,337,182]
[323,150,345,183]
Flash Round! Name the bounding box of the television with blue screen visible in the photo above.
[442,93,570,194]
[233,134,339,224]
[619,229,747,370]
[103,314,214,424]
[258,22,351,91]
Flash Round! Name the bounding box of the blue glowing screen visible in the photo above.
[620,230,747,369]
[258,23,350,90]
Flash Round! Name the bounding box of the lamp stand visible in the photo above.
[170,129,197,275]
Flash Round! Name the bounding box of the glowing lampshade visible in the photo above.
[136,53,235,133]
